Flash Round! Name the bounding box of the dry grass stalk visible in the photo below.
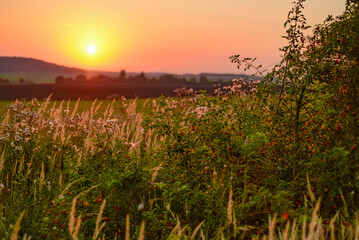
[77,151,83,167]
[95,101,103,116]
[190,220,204,239]
[18,155,24,174]
[138,221,146,240]
[103,102,110,120]
[55,100,64,120]
[93,199,107,240]
[83,133,94,154]
[307,175,316,203]
[37,94,52,115]
[60,124,66,144]
[66,99,70,116]
[302,217,307,240]
[1,108,10,126]
[90,99,97,120]
[305,200,321,240]
[0,150,5,175]
[59,172,62,190]
[74,214,82,240]
[10,210,25,240]
[69,197,77,235]
[49,102,56,119]
[52,124,60,141]
[75,184,100,199]
[355,220,359,240]
[125,214,130,240]
[107,99,116,119]
[268,215,277,240]
[151,162,163,184]
[227,187,233,224]
[59,177,84,198]
[26,159,32,177]
[290,221,298,240]
[12,159,18,177]
[6,172,9,189]
[282,221,290,240]
[40,161,44,178]
[170,217,188,237]
[329,213,338,240]
[200,228,205,240]
[39,161,45,188]
[72,98,80,117]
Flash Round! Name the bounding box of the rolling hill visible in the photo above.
[0,57,84,73]
[0,56,260,83]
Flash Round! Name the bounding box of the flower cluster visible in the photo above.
[174,85,197,97]
[213,78,260,97]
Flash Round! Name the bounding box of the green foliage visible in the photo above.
[231,0,359,220]
[0,1,358,239]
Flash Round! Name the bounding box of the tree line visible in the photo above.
[55,70,212,84]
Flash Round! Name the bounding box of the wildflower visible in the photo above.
[15,146,23,151]
[138,203,144,211]
[282,212,290,220]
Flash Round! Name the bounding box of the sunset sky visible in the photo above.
[0,0,345,74]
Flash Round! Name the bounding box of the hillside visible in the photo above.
[0,56,259,83]
[0,56,84,74]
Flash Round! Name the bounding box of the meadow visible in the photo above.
[1,0,358,239]
[0,99,150,117]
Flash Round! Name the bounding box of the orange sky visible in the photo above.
[0,0,345,74]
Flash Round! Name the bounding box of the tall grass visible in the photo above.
[0,93,357,239]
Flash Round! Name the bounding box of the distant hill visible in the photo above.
[0,56,261,83]
[0,57,84,74]
[0,57,86,83]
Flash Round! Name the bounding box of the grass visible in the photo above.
[0,98,151,117]
[3,1,358,238]
[0,88,357,239]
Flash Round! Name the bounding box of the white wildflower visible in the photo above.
[138,203,144,211]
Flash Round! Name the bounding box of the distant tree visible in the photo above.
[199,75,208,84]
[139,71,146,80]
[89,75,109,82]
[55,75,65,84]
[0,76,10,83]
[75,74,87,82]
[131,72,147,82]
[188,77,198,83]
[159,74,177,83]
[119,70,126,80]
[55,75,74,84]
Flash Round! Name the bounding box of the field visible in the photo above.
[0,79,358,239]
[1,1,358,239]
[0,99,150,117]
[0,82,213,100]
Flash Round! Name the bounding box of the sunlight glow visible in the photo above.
[60,21,127,69]
[86,45,96,55]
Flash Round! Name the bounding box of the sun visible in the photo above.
[86,45,96,55]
